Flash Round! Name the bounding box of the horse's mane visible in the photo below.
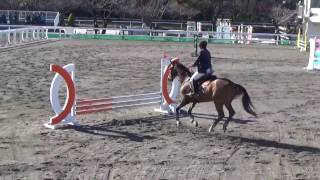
[176,63,192,77]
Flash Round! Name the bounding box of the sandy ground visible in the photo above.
[0,39,320,180]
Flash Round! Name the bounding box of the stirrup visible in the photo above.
[194,93,200,98]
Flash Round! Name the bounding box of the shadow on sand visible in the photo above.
[192,112,256,124]
[73,111,256,142]
[73,113,186,142]
[222,134,320,154]
[72,112,320,154]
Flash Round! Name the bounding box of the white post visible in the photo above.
[237,25,240,42]
[306,37,315,70]
[306,37,320,70]
[24,30,27,42]
[28,29,31,42]
[21,30,25,43]
[0,32,2,47]
[37,28,40,40]
[44,64,78,129]
[155,56,181,114]
[32,29,36,40]
[39,29,43,39]
[6,32,11,46]
[42,28,45,39]
[247,26,253,44]
[13,31,17,45]
[45,28,48,39]
[165,77,180,113]
[240,24,244,44]
[42,28,46,39]
[197,22,202,32]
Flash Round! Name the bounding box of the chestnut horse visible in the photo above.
[171,62,257,132]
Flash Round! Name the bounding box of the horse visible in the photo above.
[170,61,257,132]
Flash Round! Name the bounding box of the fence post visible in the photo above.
[32,29,36,40]
[37,28,40,40]
[0,32,2,47]
[13,31,17,45]
[21,30,25,42]
[6,32,11,46]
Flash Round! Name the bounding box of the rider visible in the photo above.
[189,40,213,96]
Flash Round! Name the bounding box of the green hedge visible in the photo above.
[47,33,289,46]
[48,33,236,44]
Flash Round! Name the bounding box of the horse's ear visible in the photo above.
[171,62,177,69]
[170,57,180,66]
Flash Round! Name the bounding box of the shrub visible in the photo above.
[67,13,75,26]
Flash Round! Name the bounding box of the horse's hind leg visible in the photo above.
[209,102,225,132]
[223,102,235,132]
[188,102,198,127]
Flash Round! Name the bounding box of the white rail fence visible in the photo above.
[0,26,300,49]
[48,26,298,45]
[0,27,49,49]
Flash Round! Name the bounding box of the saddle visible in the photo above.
[199,75,217,86]
[190,75,218,96]
[199,75,217,91]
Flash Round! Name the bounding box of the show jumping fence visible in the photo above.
[44,57,180,129]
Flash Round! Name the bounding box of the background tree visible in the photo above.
[128,0,170,27]
[0,0,301,26]
[88,0,126,27]
[271,4,296,26]
[67,12,75,26]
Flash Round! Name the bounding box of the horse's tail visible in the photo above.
[234,84,257,117]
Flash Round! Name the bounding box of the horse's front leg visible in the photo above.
[175,97,190,127]
[188,102,198,127]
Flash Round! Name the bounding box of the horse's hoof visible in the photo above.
[193,121,198,127]
[223,127,227,133]
[209,126,213,133]
[176,121,181,126]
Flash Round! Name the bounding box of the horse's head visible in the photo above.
[169,60,192,82]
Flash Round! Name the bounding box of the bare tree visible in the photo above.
[167,1,199,20]
[0,0,300,26]
[0,0,25,10]
[130,0,170,26]
[271,5,295,25]
[88,0,126,27]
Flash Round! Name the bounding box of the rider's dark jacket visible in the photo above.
[192,48,212,73]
